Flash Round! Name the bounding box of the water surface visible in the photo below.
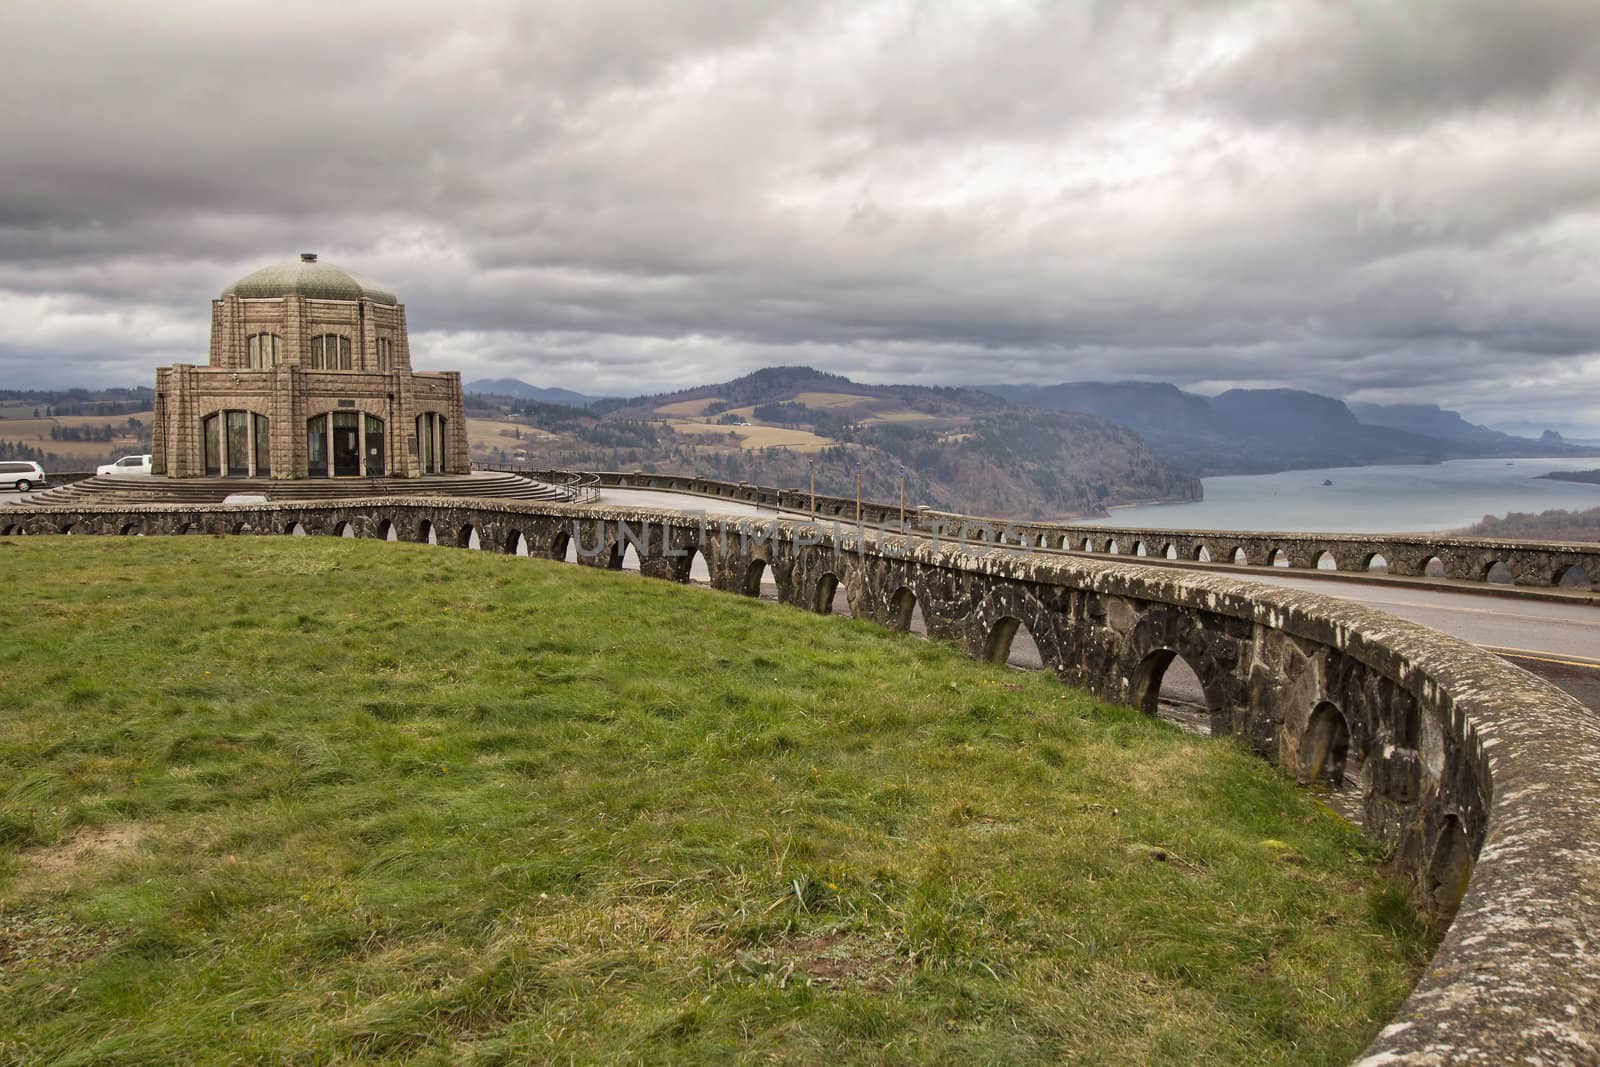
[1084,458,1600,533]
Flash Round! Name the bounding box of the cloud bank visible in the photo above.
[2,0,1598,433]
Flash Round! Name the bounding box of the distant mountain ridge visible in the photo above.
[466,378,605,408]
[1349,402,1540,451]
[980,381,1596,476]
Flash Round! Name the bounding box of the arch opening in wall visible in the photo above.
[984,616,1043,669]
[119,522,140,536]
[378,519,398,543]
[1484,560,1513,585]
[506,530,529,557]
[1298,701,1352,789]
[814,572,841,614]
[233,521,251,535]
[551,529,572,562]
[1231,547,1248,565]
[1133,541,1148,557]
[290,521,308,538]
[1106,539,1119,554]
[1082,537,1094,552]
[1423,556,1445,578]
[1426,815,1472,914]
[620,542,642,573]
[1130,647,1211,730]
[458,525,480,550]
[335,521,355,540]
[1315,550,1337,571]
[684,547,710,584]
[1193,545,1211,563]
[60,522,75,536]
[1556,564,1592,591]
[743,558,770,597]
[417,519,436,545]
[1269,548,1290,568]
[1163,543,1178,560]
[889,586,920,632]
[1366,553,1388,574]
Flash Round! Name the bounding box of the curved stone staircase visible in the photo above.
[20,471,581,508]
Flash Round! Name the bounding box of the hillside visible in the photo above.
[471,367,1200,519]
[981,381,1596,477]
[1464,505,1600,542]
[0,537,1428,1063]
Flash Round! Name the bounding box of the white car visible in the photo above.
[0,460,47,492]
[97,454,153,476]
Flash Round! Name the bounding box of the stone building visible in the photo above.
[152,253,468,479]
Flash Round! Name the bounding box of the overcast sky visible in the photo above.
[3,0,1598,434]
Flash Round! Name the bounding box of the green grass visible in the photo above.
[0,537,1432,1064]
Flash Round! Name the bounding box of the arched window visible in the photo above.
[416,412,447,474]
[308,334,352,370]
[246,332,282,369]
[203,410,269,476]
[376,337,394,372]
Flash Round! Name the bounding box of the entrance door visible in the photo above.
[332,412,361,476]
[365,415,385,476]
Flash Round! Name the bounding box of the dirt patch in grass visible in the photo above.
[772,930,909,992]
[16,823,150,892]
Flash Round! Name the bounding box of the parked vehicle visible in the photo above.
[0,461,48,492]
[97,454,153,476]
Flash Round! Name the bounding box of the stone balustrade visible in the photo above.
[588,470,1600,591]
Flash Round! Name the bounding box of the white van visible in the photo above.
[97,454,153,476]
[0,461,47,491]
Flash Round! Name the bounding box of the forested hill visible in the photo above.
[470,366,1199,520]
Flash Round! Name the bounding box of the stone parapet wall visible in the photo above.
[5,496,1598,1063]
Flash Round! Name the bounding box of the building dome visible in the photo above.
[221,252,397,304]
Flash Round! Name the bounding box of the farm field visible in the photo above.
[0,537,1432,1064]
[667,420,835,452]
[464,416,558,462]
[0,412,153,467]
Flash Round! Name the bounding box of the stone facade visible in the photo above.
[151,253,469,480]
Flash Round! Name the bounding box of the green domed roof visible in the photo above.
[222,254,397,304]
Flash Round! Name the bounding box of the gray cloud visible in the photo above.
[1,0,1598,435]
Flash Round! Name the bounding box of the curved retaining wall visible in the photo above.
[584,470,1600,591]
[6,497,1599,1063]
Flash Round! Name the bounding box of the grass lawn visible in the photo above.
[0,537,1432,1064]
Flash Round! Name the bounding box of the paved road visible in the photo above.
[1241,573,1600,710]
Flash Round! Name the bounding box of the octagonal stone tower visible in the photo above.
[152,253,468,479]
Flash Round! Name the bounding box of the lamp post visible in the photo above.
[899,465,906,530]
[855,461,862,526]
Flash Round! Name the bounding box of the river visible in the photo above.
[1083,458,1600,534]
